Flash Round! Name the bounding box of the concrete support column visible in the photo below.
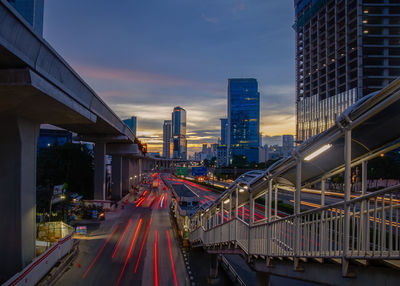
[94,141,106,200]
[0,116,39,279]
[343,128,352,276]
[208,254,219,284]
[111,155,122,200]
[294,159,302,271]
[121,157,130,196]
[256,272,270,286]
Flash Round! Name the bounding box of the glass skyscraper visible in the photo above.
[227,78,260,164]
[172,106,187,160]
[123,116,137,136]
[163,120,172,159]
[7,0,44,36]
[294,0,400,142]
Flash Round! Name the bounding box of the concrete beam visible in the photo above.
[253,258,400,286]
[0,115,39,280]
[106,143,140,156]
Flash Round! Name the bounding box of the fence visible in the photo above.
[190,184,400,260]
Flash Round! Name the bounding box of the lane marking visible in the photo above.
[82,225,119,279]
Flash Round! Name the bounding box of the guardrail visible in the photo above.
[190,184,400,260]
[3,232,74,286]
[220,255,247,286]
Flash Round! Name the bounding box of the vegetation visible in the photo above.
[36,143,94,213]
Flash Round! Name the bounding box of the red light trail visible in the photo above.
[134,218,152,273]
[82,225,118,279]
[167,230,178,286]
[154,230,158,286]
[116,218,142,286]
[112,219,132,258]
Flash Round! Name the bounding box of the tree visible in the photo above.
[37,143,94,208]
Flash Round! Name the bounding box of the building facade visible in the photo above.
[7,0,44,35]
[163,120,172,159]
[123,116,137,136]
[172,106,187,160]
[282,134,295,157]
[227,78,260,164]
[295,0,400,142]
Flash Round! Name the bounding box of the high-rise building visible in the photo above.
[7,0,44,35]
[282,135,294,157]
[163,120,172,159]
[220,118,228,145]
[227,78,260,165]
[295,0,400,143]
[123,116,137,136]
[172,106,187,160]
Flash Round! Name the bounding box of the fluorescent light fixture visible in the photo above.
[224,199,230,204]
[243,185,248,190]
[239,189,245,193]
[304,144,332,161]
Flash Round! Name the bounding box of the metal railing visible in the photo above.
[189,184,400,260]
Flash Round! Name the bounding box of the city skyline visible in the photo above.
[42,0,296,154]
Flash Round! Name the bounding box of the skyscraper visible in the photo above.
[227,78,260,165]
[7,0,44,35]
[294,0,400,143]
[282,135,294,157]
[163,120,172,159]
[220,118,228,145]
[123,116,137,136]
[172,106,187,160]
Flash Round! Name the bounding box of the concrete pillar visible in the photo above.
[122,157,130,196]
[256,272,270,286]
[343,129,351,276]
[94,141,106,200]
[208,254,219,284]
[111,155,122,200]
[0,116,39,279]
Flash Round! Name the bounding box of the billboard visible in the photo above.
[192,166,207,177]
[175,167,188,176]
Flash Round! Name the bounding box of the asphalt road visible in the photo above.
[166,175,318,286]
[58,174,189,286]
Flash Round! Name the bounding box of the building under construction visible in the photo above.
[295,0,400,142]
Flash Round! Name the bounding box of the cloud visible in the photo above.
[202,13,219,24]
[73,62,220,91]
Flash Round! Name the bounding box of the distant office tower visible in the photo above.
[295,0,400,143]
[217,118,228,167]
[227,78,260,164]
[220,118,228,145]
[163,120,172,159]
[7,0,44,35]
[123,116,137,136]
[282,135,294,157]
[172,106,187,160]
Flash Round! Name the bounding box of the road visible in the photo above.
[58,174,188,286]
[164,174,317,286]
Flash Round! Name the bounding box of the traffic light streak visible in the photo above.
[116,218,142,286]
[82,225,119,279]
[134,217,152,273]
[112,219,132,258]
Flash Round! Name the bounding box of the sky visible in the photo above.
[43,0,296,154]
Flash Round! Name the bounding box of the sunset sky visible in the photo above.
[43,0,296,154]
